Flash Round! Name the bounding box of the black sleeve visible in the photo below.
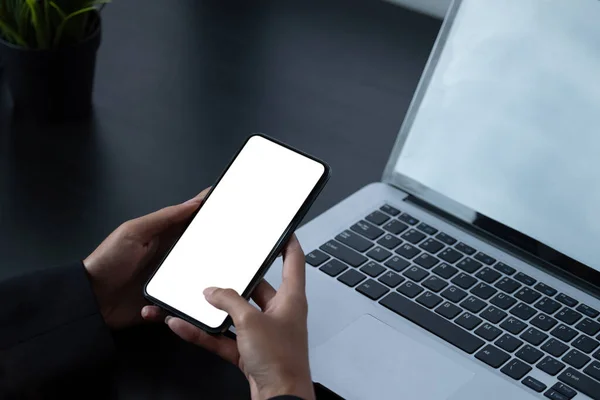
[269,397,305,400]
[0,262,115,398]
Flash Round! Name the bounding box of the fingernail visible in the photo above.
[184,198,198,205]
[203,287,217,297]
[141,308,148,318]
[164,316,172,325]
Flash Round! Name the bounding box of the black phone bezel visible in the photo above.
[143,133,331,334]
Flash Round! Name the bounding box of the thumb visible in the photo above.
[204,287,256,324]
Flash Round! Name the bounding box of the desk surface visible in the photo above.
[0,0,440,397]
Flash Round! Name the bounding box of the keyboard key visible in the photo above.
[535,282,558,297]
[378,271,405,288]
[321,241,367,267]
[562,349,590,369]
[474,252,496,265]
[556,293,578,308]
[320,260,348,276]
[356,279,389,300]
[542,339,570,357]
[377,234,402,250]
[380,292,484,354]
[556,308,583,325]
[436,232,457,245]
[401,229,426,244]
[544,389,570,400]
[515,287,542,304]
[380,204,400,216]
[422,275,448,292]
[475,345,510,368]
[441,286,468,303]
[456,312,483,330]
[461,296,487,313]
[365,210,390,226]
[416,222,438,235]
[419,238,444,254]
[523,376,547,393]
[414,253,439,269]
[494,262,516,275]
[594,348,600,360]
[490,293,518,310]
[573,335,600,354]
[416,291,443,309]
[584,360,600,381]
[537,356,566,376]
[551,324,579,343]
[435,302,462,319]
[438,248,463,264]
[510,303,537,320]
[306,250,330,266]
[366,246,392,262]
[382,219,409,235]
[577,304,599,319]
[535,297,562,315]
[520,327,549,346]
[495,334,524,352]
[552,382,578,399]
[475,324,503,341]
[576,318,600,336]
[558,368,600,400]
[360,261,386,277]
[397,281,424,298]
[395,243,421,259]
[517,345,544,364]
[457,258,483,273]
[501,358,531,379]
[475,267,502,284]
[350,220,384,240]
[433,263,458,279]
[451,273,477,289]
[471,282,498,300]
[335,230,373,252]
[337,269,367,287]
[531,314,558,331]
[398,213,419,225]
[403,266,429,282]
[501,317,528,335]
[480,306,507,324]
[514,272,536,286]
[384,256,410,272]
[495,277,521,294]
[455,242,476,256]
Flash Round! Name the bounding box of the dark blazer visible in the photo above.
[0,262,303,400]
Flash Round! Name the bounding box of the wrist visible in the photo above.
[82,259,115,330]
[258,375,315,400]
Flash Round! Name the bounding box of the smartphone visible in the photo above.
[144,134,330,333]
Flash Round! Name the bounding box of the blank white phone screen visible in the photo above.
[146,136,325,329]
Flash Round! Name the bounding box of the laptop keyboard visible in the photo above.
[306,204,600,400]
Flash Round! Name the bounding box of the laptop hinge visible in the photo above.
[404,195,600,299]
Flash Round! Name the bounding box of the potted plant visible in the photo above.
[0,0,107,120]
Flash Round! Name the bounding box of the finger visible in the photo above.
[128,188,211,238]
[251,280,276,310]
[204,287,257,323]
[141,305,167,322]
[166,317,240,365]
[280,235,306,294]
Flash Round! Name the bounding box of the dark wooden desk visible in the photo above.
[0,0,440,398]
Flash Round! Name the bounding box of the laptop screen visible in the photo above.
[390,0,600,275]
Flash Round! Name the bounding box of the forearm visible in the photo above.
[0,262,115,396]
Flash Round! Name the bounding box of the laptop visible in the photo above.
[265,0,600,399]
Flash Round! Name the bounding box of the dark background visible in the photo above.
[0,0,440,397]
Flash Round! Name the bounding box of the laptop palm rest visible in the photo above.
[310,314,475,400]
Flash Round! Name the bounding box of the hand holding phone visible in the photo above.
[144,135,330,332]
[143,235,316,400]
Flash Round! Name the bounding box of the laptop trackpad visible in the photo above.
[310,315,475,400]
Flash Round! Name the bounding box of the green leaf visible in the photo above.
[53,6,97,47]
[49,1,67,19]
[25,0,47,48]
[0,19,28,47]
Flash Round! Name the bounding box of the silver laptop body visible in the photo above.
[265,0,600,398]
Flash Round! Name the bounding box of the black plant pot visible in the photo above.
[0,13,102,121]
